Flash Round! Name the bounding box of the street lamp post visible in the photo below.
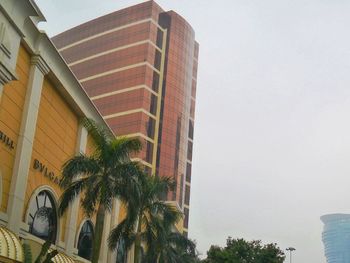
[286,247,296,263]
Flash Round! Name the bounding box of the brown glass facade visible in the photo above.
[53,0,198,234]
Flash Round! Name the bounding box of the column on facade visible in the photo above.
[7,55,49,234]
[99,212,112,263]
[106,199,121,263]
[64,124,88,256]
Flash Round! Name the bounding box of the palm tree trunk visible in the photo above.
[134,217,142,263]
[91,204,105,263]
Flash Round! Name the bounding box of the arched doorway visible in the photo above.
[77,220,94,260]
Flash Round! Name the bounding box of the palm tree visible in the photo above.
[58,118,142,263]
[108,173,180,263]
[144,215,198,263]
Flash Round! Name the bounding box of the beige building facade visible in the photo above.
[0,0,121,262]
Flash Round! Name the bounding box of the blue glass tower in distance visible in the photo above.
[321,214,350,263]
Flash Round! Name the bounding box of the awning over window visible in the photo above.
[50,250,75,263]
[0,226,23,262]
[0,226,76,263]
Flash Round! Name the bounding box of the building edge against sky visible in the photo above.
[321,214,350,263]
[52,0,199,235]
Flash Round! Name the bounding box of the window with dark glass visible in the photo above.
[150,94,157,116]
[186,162,192,183]
[185,185,191,206]
[116,239,127,263]
[146,141,154,163]
[78,221,94,260]
[152,72,159,92]
[179,173,184,208]
[154,50,162,70]
[156,28,164,48]
[147,118,155,138]
[187,141,193,160]
[27,190,57,243]
[188,120,194,140]
[184,208,189,229]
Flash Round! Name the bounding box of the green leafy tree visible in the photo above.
[203,237,285,263]
[58,118,142,263]
[108,173,180,263]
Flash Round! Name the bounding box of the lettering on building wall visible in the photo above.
[0,130,14,150]
[33,159,61,185]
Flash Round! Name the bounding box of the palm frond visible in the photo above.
[108,218,136,250]
[110,137,142,162]
[148,175,175,200]
[111,162,142,204]
[58,177,90,216]
[81,117,111,155]
[60,154,100,188]
[80,175,102,216]
[148,201,181,226]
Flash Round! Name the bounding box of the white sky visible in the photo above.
[35,0,350,262]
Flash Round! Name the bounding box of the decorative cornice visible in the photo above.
[0,22,12,59]
[31,55,50,75]
[0,62,17,85]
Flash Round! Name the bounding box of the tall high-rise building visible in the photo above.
[53,0,199,234]
[321,214,350,263]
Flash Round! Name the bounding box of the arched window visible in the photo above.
[77,220,94,260]
[116,239,127,263]
[27,190,57,243]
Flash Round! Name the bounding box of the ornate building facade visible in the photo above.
[0,0,120,262]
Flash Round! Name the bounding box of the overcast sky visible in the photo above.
[34,0,350,261]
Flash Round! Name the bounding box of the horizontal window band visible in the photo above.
[123,132,154,143]
[79,62,160,83]
[68,40,162,67]
[91,85,157,100]
[104,108,157,120]
[59,18,165,52]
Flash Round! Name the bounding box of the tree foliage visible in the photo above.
[108,173,195,263]
[23,240,58,263]
[144,215,198,263]
[58,118,142,263]
[203,237,285,263]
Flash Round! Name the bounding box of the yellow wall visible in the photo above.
[24,77,79,242]
[118,204,127,223]
[85,134,96,156]
[0,45,30,212]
